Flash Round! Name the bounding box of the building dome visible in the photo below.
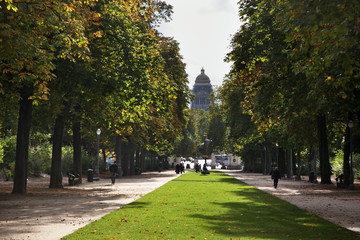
[191,68,213,111]
[195,68,210,83]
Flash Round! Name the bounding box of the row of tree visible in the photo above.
[220,0,359,185]
[0,0,192,193]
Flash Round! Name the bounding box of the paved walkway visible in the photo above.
[0,170,359,240]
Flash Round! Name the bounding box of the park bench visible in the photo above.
[67,171,80,186]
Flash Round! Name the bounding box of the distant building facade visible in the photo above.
[191,68,213,111]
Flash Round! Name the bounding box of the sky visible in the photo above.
[157,0,241,88]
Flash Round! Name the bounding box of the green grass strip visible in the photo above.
[63,171,360,240]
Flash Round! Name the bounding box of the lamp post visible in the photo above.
[348,121,354,190]
[96,128,101,179]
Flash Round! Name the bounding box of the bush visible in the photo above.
[1,134,16,167]
[28,133,52,176]
[352,152,360,180]
[0,133,17,180]
[330,149,343,177]
[3,162,15,181]
[82,151,93,173]
[28,143,52,177]
[0,139,4,164]
[330,150,360,180]
[62,146,95,175]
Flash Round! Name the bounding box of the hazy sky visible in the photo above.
[158,0,241,88]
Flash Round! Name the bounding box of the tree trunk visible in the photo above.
[115,135,122,177]
[151,154,155,170]
[140,149,146,172]
[278,147,286,177]
[12,87,33,194]
[102,148,106,166]
[135,148,140,172]
[129,144,135,176]
[49,106,68,188]
[286,149,293,179]
[317,114,332,184]
[121,141,130,176]
[307,146,313,179]
[295,149,301,180]
[308,145,315,181]
[343,124,351,187]
[72,119,82,184]
[264,141,270,175]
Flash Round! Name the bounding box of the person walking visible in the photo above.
[180,163,185,174]
[109,161,119,184]
[271,167,281,189]
[175,163,180,174]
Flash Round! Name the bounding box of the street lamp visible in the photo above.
[96,128,101,179]
[348,121,354,190]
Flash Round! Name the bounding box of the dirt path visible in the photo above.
[1,170,359,240]
[221,170,360,234]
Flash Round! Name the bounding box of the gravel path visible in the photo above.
[0,170,359,240]
[0,171,180,240]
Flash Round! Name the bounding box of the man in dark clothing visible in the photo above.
[109,161,119,184]
[271,167,281,189]
[201,164,210,175]
[180,163,185,174]
[195,163,200,173]
[175,163,180,174]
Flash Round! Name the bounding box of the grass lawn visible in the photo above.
[62,171,359,240]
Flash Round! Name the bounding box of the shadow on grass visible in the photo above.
[172,179,216,183]
[123,201,150,209]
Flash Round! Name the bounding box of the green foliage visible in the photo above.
[330,149,360,180]
[223,0,360,178]
[330,149,344,177]
[0,0,190,190]
[0,0,95,100]
[0,137,3,164]
[28,134,52,177]
[61,145,97,175]
[207,91,227,152]
[63,171,358,240]
[0,132,16,180]
[0,133,16,168]
[2,161,15,181]
[353,153,360,180]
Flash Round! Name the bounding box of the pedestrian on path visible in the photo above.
[271,167,281,189]
[175,163,180,174]
[109,161,119,184]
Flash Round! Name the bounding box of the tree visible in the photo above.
[87,1,188,174]
[1,1,94,193]
[224,0,359,181]
[207,91,226,152]
[274,0,360,183]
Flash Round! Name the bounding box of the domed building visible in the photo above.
[191,68,213,111]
